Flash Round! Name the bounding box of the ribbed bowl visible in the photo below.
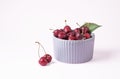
[53,34,95,64]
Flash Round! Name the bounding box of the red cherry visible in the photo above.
[75,32,82,40]
[84,33,91,39]
[39,57,48,66]
[84,26,89,33]
[74,28,81,33]
[68,35,76,40]
[53,29,60,37]
[64,25,71,33]
[67,31,75,37]
[58,32,67,39]
[80,26,90,34]
[64,20,71,33]
[43,54,52,63]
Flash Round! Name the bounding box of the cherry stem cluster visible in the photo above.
[35,41,46,58]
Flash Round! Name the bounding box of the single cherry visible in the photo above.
[68,35,76,40]
[64,25,71,33]
[74,28,81,33]
[64,20,71,33]
[53,29,60,37]
[67,31,75,37]
[76,22,90,34]
[75,32,82,40]
[39,57,48,66]
[80,26,90,34]
[58,31,67,39]
[83,33,91,39]
[43,54,52,63]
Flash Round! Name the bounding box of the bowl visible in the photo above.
[53,33,95,64]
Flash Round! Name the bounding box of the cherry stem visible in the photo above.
[35,42,40,58]
[49,28,54,30]
[65,20,67,25]
[35,41,46,58]
[76,22,81,27]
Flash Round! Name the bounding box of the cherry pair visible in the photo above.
[35,42,52,66]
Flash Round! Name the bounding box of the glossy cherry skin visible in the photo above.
[58,32,67,39]
[67,31,75,37]
[53,29,60,37]
[64,25,71,33]
[84,33,91,39]
[39,57,48,66]
[68,35,76,40]
[74,28,81,33]
[75,32,82,40]
[43,54,52,63]
[80,26,90,34]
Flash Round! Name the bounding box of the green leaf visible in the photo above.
[83,22,101,32]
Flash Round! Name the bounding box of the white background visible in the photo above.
[0,0,120,79]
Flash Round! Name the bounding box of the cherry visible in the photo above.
[43,54,52,63]
[76,22,90,34]
[83,33,91,39]
[74,28,81,33]
[68,35,76,40]
[53,29,60,37]
[35,41,52,66]
[58,31,67,39]
[64,25,71,33]
[64,20,71,33]
[39,57,48,66]
[67,31,75,37]
[75,32,82,40]
[80,26,90,34]
[84,26,89,33]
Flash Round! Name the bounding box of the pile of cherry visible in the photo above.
[53,21,91,40]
